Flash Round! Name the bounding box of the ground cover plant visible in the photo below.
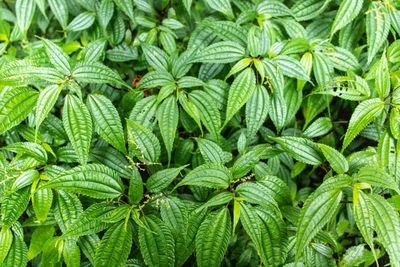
[1,0,400,266]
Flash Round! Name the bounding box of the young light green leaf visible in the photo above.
[196,207,231,267]
[342,98,384,151]
[62,94,92,165]
[87,94,127,154]
[42,164,124,199]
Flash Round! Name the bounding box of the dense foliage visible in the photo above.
[1,0,400,266]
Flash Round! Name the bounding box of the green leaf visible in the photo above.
[240,203,287,266]
[365,193,400,265]
[113,0,135,22]
[54,191,83,234]
[303,117,332,138]
[2,231,28,267]
[196,192,233,212]
[312,51,333,87]
[94,221,133,267]
[62,94,92,165]
[62,203,115,237]
[0,228,13,265]
[1,187,30,229]
[0,87,38,135]
[291,0,331,21]
[72,63,126,87]
[32,186,53,222]
[16,0,36,34]
[353,190,375,259]
[331,0,364,35]
[223,68,256,128]
[142,44,170,72]
[98,0,114,29]
[175,163,231,189]
[193,41,245,64]
[246,86,270,139]
[137,71,174,90]
[178,94,203,134]
[126,119,161,165]
[257,0,292,17]
[204,0,233,17]
[67,11,95,31]
[12,170,39,192]
[139,215,175,267]
[270,136,323,165]
[82,39,107,63]
[356,167,400,193]
[196,207,231,267]
[87,93,127,154]
[317,143,348,174]
[48,0,69,29]
[273,55,309,81]
[1,142,48,163]
[342,98,384,151]
[42,38,71,74]
[27,226,55,260]
[375,52,390,98]
[366,2,390,63]
[42,164,124,199]
[157,96,179,162]
[324,46,361,72]
[295,189,343,261]
[35,85,61,134]
[197,138,232,164]
[189,90,221,139]
[146,165,187,192]
[236,181,280,211]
